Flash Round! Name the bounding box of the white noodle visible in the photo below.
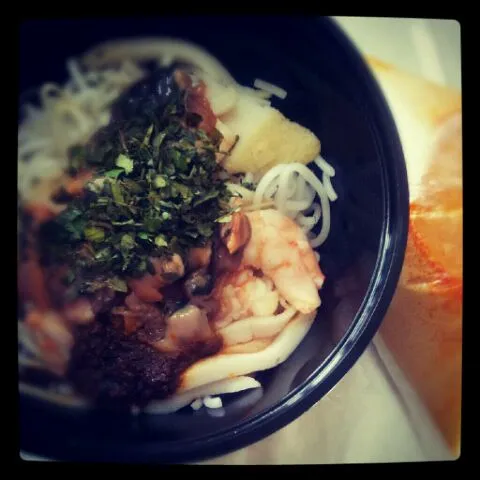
[276,166,292,211]
[203,396,223,409]
[226,183,255,202]
[314,155,336,177]
[292,164,331,248]
[239,85,272,102]
[297,202,322,233]
[81,38,272,109]
[18,60,145,200]
[252,156,336,248]
[67,59,88,91]
[253,164,284,204]
[18,138,52,158]
[253,78,288,99]
[191,398,203,410]
[264,181,279,201]
[284,197,313,212]
[293,174,307,200]
[323,173,338,201]
[82,38,236,84]
[308,201,322,219]
[40,83,63,106]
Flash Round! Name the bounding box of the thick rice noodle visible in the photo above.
[82,38,271,105]
[178,311,315,392]
[219,308,297,346]
[144,376,261,414]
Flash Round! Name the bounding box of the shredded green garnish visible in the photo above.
[84,227,105,243]
[105,168,125,180]
[39,77,232,294]
[154,235,168,248]
[115,153,134,174]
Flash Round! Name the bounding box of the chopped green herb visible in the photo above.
[154,175,168,188]
[170,149,189,172]
[172,182,192,200]
[39,74,232,289]
[216,214,233,223]
[144,216,164,232]
[112,219,135,226]
[142,124,154,147]
[108,276,128,292]
[94,247,112,262]
[193,190,219,207]
[115,154,134,174]
[121,234,136,251]
[197,223,214,237]
[110,181,125,204]
[105,168,125,180]
[153,132,166,152]
[154,235,168,248]
[84,226,105,243]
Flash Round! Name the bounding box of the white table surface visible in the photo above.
[21,17,461,464]
[334,16,461,90]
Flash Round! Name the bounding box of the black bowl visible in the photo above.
[19,16,409,463]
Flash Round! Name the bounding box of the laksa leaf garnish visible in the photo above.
[40,72,232,292]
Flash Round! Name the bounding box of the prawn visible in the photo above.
[212,268,280,329]
[242,209,324,314]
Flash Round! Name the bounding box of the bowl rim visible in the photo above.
[20,16,409,463]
